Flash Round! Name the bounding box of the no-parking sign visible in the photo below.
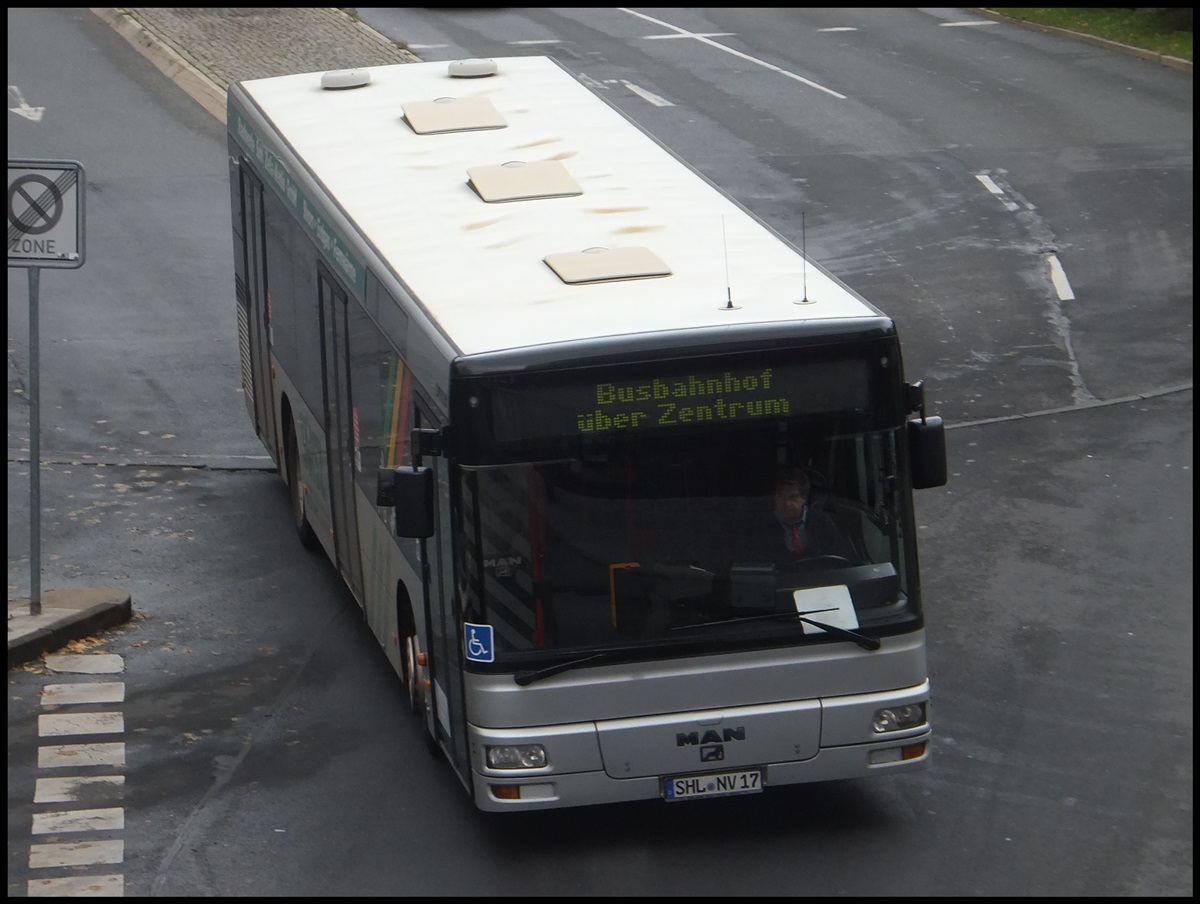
[7,159,85,269]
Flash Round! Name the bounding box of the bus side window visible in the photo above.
[349,290,413,509]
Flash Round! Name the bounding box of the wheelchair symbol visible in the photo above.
[468,632,487,657]
[464,623,494,662]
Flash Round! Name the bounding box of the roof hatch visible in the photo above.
[467,160,582,203]
[543,247,672,285]
[402,96,507,135]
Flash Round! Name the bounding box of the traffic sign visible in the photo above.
[7,159,85,269]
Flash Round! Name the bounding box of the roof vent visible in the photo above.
[448,58,499,79]
[467,160,583,203]
[321,68,371,90]
[544,247,672,285]
[402,96,507,134]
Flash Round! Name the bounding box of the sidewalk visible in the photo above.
[91,8,421,122]
[9,9,417,669]
[8,589,132,670]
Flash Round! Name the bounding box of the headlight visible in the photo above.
[486,744,548,769]
[872,703,925,733]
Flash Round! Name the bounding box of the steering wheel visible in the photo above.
[798,555,853,569]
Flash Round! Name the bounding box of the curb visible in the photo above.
[973,8,1192,73]
[8,588,133,669]
[90,7,227,122]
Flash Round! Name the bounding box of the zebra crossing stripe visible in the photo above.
[27,875,124,896]
[38,742,126,769]
[28,839,124,869]
[32,807,125,834]
[43,653,124,674]
[34,775,125,804]
[38,711,125,736]
[41,682,125,705]
[28,652,127,895]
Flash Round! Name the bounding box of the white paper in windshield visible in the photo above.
[793,585,857,634]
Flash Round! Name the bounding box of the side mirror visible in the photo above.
[905,379,947,489]
[377,466,435,538]
[908,416,947,489]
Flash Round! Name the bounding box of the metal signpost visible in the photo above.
[8,159,86,615]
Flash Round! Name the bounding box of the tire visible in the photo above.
[284,418,319,550]
[402,634,422,715]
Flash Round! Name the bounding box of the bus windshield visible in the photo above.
[455,418,921,666]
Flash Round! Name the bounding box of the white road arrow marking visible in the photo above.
[8,85,45,122]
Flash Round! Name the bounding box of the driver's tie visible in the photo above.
[789,522,805,555]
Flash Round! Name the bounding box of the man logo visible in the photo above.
[676,727,746,746]
[484,555,522,578]
[700,745,725,762]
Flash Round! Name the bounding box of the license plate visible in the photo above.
[663,768,763,801]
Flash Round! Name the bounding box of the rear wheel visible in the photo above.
[284,417,318,550]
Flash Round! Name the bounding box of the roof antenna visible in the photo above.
[796,210,815,305]
[721,215,740,310]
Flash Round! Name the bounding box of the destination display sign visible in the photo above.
[580,367,797,433]
[484,358,871,445]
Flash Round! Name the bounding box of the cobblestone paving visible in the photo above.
[119,7,420,88]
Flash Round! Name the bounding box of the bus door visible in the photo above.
[234,163,278,459]
[317,267,365,602]
[420,417,472,790]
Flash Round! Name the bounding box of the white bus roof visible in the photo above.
[235,56,878,358]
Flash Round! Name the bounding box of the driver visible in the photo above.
[757,467,857,569]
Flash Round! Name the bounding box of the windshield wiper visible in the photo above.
[794,616,880,651]
[513,652,615,686]
[670,608,881,651]
[514,609,879,685]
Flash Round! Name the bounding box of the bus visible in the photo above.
[226,55,947,811]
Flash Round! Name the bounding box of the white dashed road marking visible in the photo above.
[975,173,1020,211]
[621,80,674,106]
[1047,253,1076,300]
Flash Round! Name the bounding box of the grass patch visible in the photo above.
[991,8,1192,62]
